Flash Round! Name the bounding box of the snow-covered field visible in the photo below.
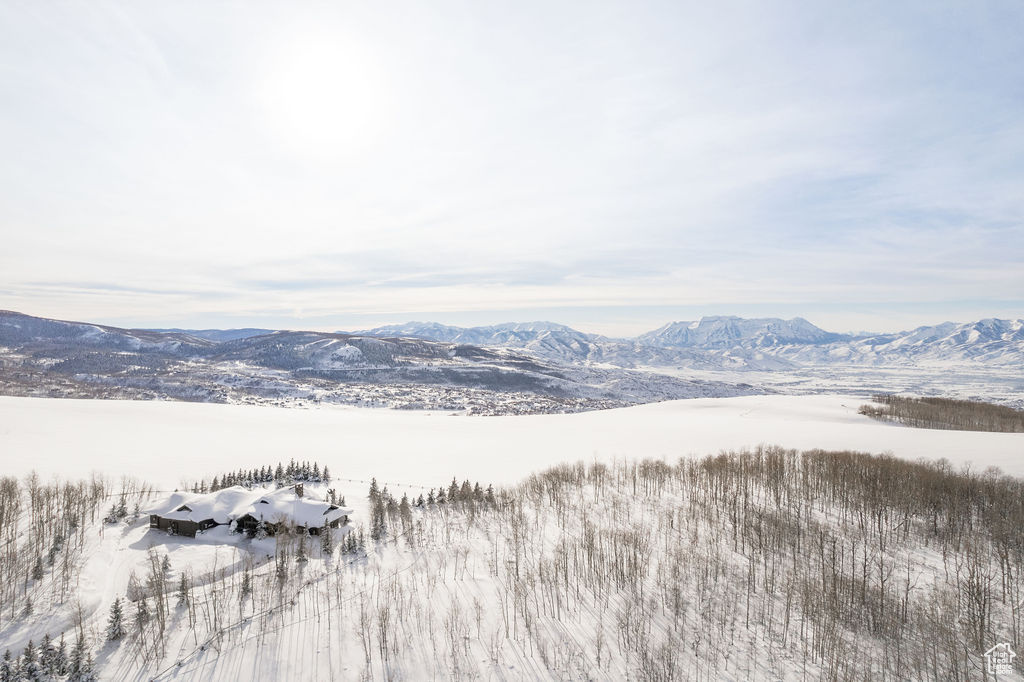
[2,395,1023,680]
[1,394,1022,489]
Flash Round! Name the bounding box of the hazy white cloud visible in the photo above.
[1,0,1022,334]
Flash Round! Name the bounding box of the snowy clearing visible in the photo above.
[1,394,1022,489]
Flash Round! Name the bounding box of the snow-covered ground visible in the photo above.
[1,394,1022,489]
[2,395,1023,680]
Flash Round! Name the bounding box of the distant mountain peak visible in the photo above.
[637,316,840,350]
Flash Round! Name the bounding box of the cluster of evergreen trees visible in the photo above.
[425,478,497,508]
[1,632,94,682]
[103,494,134,524]
[338,526,365,555]
[367,477,497,542]
[191,459,332,494]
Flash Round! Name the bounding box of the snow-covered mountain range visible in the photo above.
[356,315,1024,368]
[1,309,1021,413]
[0,310,755,413]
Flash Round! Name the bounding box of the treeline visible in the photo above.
[860,394,1024,432]
[186,459,332,494]
[0,474,150,682]
[1,630,95,681]
[513,449,1024,680]
[367,476,496,542]
[0,474,112,625]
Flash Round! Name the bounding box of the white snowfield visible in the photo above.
[0,393,1021,487]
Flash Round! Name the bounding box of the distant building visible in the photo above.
[149,484,351,538]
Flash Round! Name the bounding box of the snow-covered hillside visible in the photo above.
[2,446,1023,680]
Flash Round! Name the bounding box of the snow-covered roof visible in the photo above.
[159,486,256,524]
[243,486,353,527]
[145,491,197,517]
[151,485,352,528]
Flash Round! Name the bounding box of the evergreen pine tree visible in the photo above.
[20,640,39,682]
[320,528,333,556]
[106,597,125,641]
[322,466,330,482]
[427,489,436,505]
[81,652,96,682]
[32,556,43,581]
[40,634,55,676]
[55,634,68,676]
[486,484,496,507]
[370,498,386,542]
[177,572,189,607]
[68,632,85,678]
[23,596,32,617]
[399,494,413,534]
[448,478,459,502]
[161,554,171,573]
[368,478,380,504]
[0,650,11,682]
[240,571,252,600]
[296,534,308,563]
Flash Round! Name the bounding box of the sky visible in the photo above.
[1,1,1022,337]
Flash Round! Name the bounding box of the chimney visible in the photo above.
[295,483,303,498]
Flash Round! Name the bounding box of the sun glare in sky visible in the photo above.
[259,29,389,159]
